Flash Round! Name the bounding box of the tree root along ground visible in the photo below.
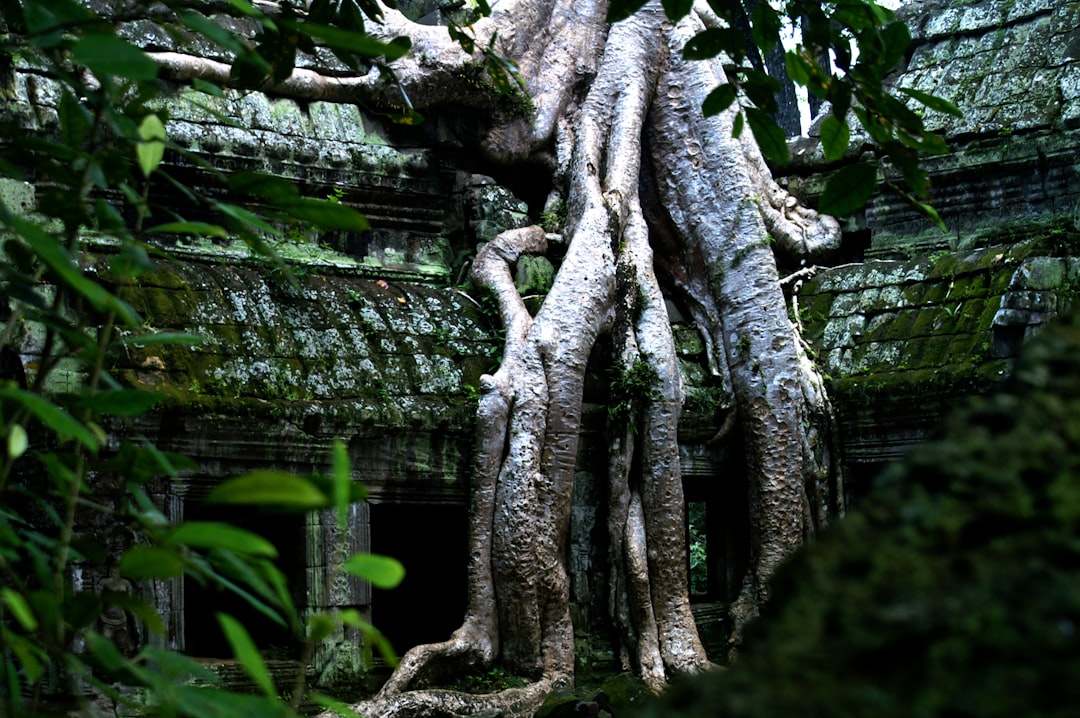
[163,2,845,715]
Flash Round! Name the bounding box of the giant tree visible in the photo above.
[265,1,850,714]
[151,1,943,715]
[1,0,951,715]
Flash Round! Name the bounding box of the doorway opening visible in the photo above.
[369,502,468,656]
[182,501,306,659]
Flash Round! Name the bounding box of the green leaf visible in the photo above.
[76,390,163,418]
[683,28,744,61]
[196,555,288,628]
[206,471,329,509]
[11,216,141,326]
[230,47,275,90]
[702,84,737,117]
[785,50,812,86]
[179,10,246,54]
[343,553,405,589]
[139,645,222,686]
[913,200,947,231]
[338,609,397,665]
[58,91,91,148]
[119,546,185,579]
[732,111,745,139]
[332,439,351,530]
[136,114,166,178]
[117,331,205,347]
[281,198,369,232]
[227,171,299,201]
[900,131,949,156]
[745,107,789,164]
[2,588,39,631]
[291,21,410,60]
[852,105,891,145]
[170,522,278,558]
[885,143,930,197]
[0,387,99,451]
[71,33,158,82]
[661,0,693,22]
[96,199,131,235]
[146,221,228,239]
[831,0,884,32]
[217,614,275,696]
[606,0,650,23]
[8,637,46,685]
[67,590,104,631]
[897,86,963,118]
[103,593,166,636]
[166,686,292,718]
[751,2,782,54]
[7,424,28,460]
[191,78,227,97]
[819,162,878,217]
[741,69,782,114]
[880,91,924,133]
[212,201,281,236]
[819,114,850,162]
[84,631,130,675]
[879,21,912,76]
[307,613,337,644]
[447,23,475,54]
[227,0,264,18]
[23,0,95,37]
[309,692,359,718]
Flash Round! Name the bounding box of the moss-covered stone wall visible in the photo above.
[800,229,1080,466]
[791,0,1080,488]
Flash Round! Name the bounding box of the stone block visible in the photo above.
[310,101,368,144]
[673,326,704,356]
[876,285,911,310]
[1009,257,1065,290]
[821,314,866,350]
[950,298,989,334]
[829,290,873,317]
[1000,290,1057,313]
[0,178,35,216]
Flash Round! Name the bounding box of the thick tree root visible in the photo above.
[355,676,557,718]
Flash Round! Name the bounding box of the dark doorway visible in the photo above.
[182,502,306,659]
[684,448,751,604]
[369,502,468,656]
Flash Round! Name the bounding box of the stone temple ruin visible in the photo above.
[2,0,1078,695]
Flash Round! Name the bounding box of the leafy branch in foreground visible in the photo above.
[611,0,961,225]
[0,1,404,715]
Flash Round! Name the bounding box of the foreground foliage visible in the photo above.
[637,306,1080,717]
[0,1,402,715]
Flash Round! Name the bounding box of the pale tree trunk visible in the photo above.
[645,14,842,645]
[347,1,841,713]
[150,0,843,714]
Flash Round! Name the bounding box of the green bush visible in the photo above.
[0,2,404,715]
[638,307,1080,718]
